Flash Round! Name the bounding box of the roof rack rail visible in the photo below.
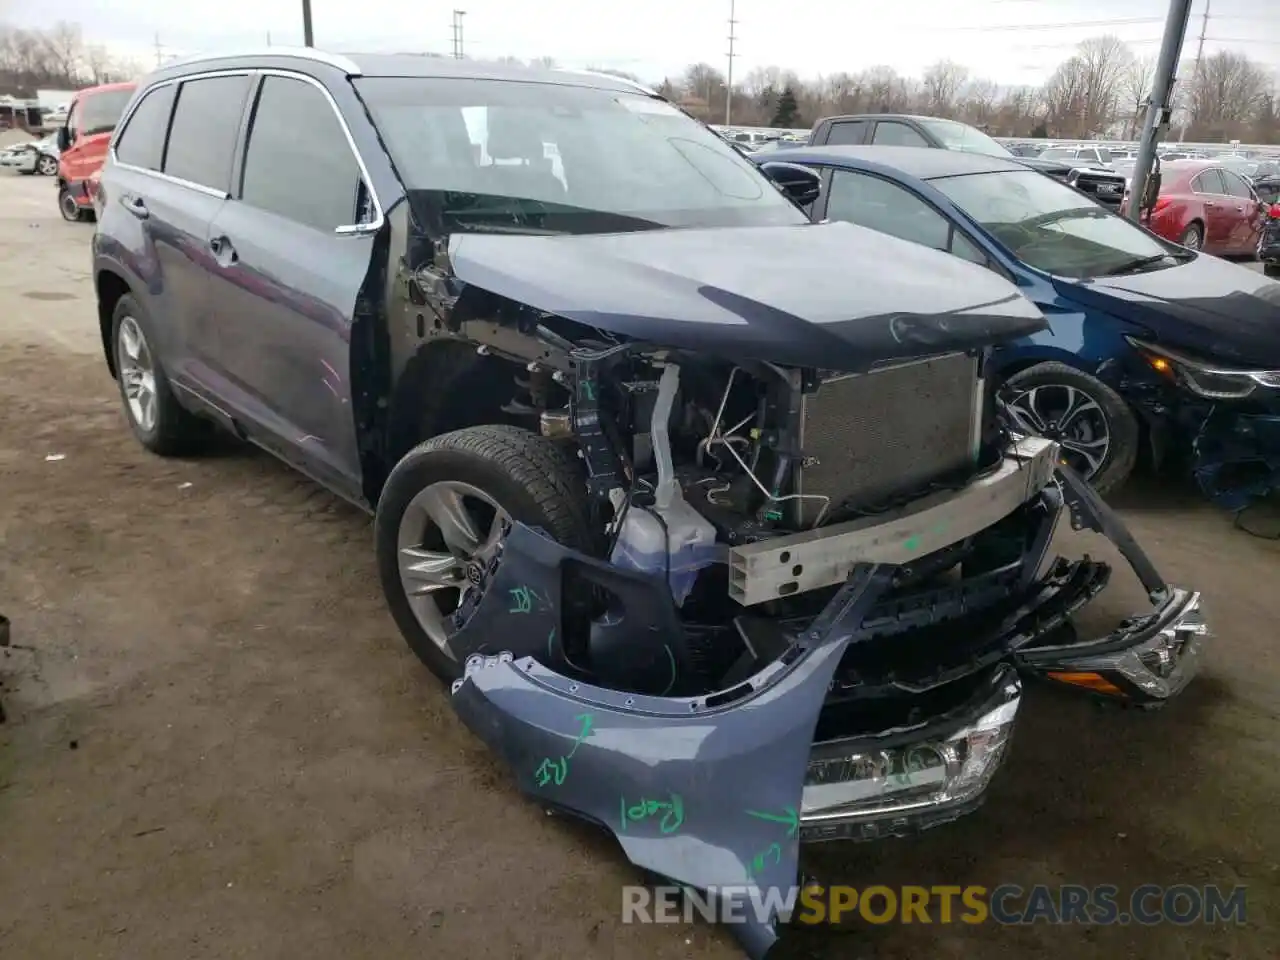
[555,68,657,97]
[160,47,361,76]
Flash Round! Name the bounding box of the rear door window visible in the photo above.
[163,74,252,193]
[1192,169,1226,195]
[239,76,364,231]
[823,120,867,146]
[826,170,951,250]
[1221,171,1253,200]
[113,85,176,171]
[871,122,929,147]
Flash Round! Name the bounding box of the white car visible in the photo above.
[0,136,59,176]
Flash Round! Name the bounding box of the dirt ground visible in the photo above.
[0,170,1278,960]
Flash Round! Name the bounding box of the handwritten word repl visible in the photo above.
[533,713,595,787]
[619,793,685,834]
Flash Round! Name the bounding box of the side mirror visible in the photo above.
[56,126,71,152]
[759,161,822,208]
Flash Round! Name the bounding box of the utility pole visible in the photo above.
[153,33,163,68]
[1128,0,1194,224]
[725,0,737,126]
[302,0,315,47]
[451,10,467,59]
[1192,0,1210,81]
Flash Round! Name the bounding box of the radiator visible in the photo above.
[792,353,983,526]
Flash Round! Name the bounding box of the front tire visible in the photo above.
[375,425,595,683]
[111,294,209,455]
[36,155,57,176]
[1004,362,1140,496]
[58,186,84,222]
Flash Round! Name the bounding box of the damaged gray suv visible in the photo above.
[92,50,1207,957]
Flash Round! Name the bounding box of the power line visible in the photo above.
[1203,37,1280,46]
[952,17,1164,32]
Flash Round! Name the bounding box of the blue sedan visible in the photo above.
[756,146,1280,506]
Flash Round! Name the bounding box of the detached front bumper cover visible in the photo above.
[447,460,1204,959]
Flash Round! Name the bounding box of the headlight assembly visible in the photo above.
[1125,336,1280,399]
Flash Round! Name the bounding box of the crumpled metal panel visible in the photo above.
[450,565,892,959]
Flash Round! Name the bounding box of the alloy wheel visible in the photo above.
[117,316,158,433]
[396,481,510,656]
[36,155,57,176]
[1181,224,1202,250]
[1006,383,1112,481]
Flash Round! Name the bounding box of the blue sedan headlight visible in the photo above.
[1126,336,1280,399]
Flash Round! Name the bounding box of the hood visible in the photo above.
[1055,253,1280,367]
[1011,156,1074,177]
[447,221,1047,371]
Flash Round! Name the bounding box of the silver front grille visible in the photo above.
[793,353,982,526]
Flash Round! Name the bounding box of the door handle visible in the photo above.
[121,194,149,219]
[209,235,238,267]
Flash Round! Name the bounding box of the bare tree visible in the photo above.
[960,78,999,127]
[681,62,727,118]
[1186,50,1270,139]
[1121,56,1156,138]
[42,20,84,83]
[645,31,1277,141]
[527,55,557,70]
[921,59,969,115]
[1041,56,1089,137]
[83,44,112,84]
[1074,35,1132,134]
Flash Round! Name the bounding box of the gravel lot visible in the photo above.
[1,169,1277,960]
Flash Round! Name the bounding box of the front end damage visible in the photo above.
[449,448,1204,956]
[394,226,1206,957]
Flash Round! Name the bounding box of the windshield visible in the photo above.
[356,77,806,235]
[916,117,1013,158]
[79,88,133,137]
[1040,148,1078,161]
[933,169,1182,279]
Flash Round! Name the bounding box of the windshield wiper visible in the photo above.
[1101,253,1179,276]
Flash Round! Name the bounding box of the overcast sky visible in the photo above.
[6,0,1280,87]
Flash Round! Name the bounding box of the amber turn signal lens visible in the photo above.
[1046,671,1127,697]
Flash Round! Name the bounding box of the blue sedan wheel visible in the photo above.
[1005,361,1140,495]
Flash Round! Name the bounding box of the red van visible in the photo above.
[56,81,136,222]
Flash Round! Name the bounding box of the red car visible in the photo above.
[1124,160,1266,256]
[55,81,136,222]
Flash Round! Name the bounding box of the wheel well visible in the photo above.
[371,340,531,501]
[96,270,131,378]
